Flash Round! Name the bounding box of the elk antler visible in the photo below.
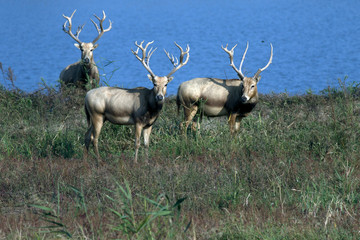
[253,43,273,78]
[91,11,112,44]
[222,42,249,80]
[62,10,84,45]
[165,42,190,78]
[132,41,157,79]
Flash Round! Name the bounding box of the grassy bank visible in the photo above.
[0,74,359,239]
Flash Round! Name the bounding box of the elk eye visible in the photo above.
[154,83,158,87]
[165,84,168,87]
[251,85,255,89]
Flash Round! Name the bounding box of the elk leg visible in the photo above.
[234,116,243,132]
[92,116,104,160]
[181,106,192,131]
[134,124,143,164]
[196,108,204,131]
[183,105,198,132]
[84,125,93,159]
[228,114,237,134]
[143,126,152,163]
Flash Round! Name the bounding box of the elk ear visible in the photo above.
[74,43,80,49]
[93,44,99,49]
[167,76,174,83]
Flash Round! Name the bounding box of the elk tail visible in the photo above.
[85,104,91,127]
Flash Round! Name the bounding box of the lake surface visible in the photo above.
[1,0,360,96]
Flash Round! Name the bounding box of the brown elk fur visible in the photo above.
[84,41,189,163]
[60,10,111,90]
[60,43,99,89]
[177,43,272,134]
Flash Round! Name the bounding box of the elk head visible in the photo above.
[132,41,190,103]
[62,10,112,66]
[222,42,273,103]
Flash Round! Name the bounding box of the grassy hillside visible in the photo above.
[0,72,359,239]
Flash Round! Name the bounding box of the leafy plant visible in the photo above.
[29,204,72,238]
[106,180,187,239]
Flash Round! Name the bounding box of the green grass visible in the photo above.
[0,71,359,239]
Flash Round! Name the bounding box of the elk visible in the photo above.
[59,10,112,90]
[177,42,273,134]
[84,41,190,163]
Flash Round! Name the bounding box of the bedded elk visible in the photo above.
[60,10,112,90]
[177,42,273,134]
[84,41,190,163]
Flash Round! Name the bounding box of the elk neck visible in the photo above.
[149,88,165,112]
[81,56,97,75]
[136,89,164,128]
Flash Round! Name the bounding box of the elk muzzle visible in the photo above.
[241,95,249,103]
[156,94,165,102]
[83,57,90,64]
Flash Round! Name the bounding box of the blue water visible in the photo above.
[1,0,360,95]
